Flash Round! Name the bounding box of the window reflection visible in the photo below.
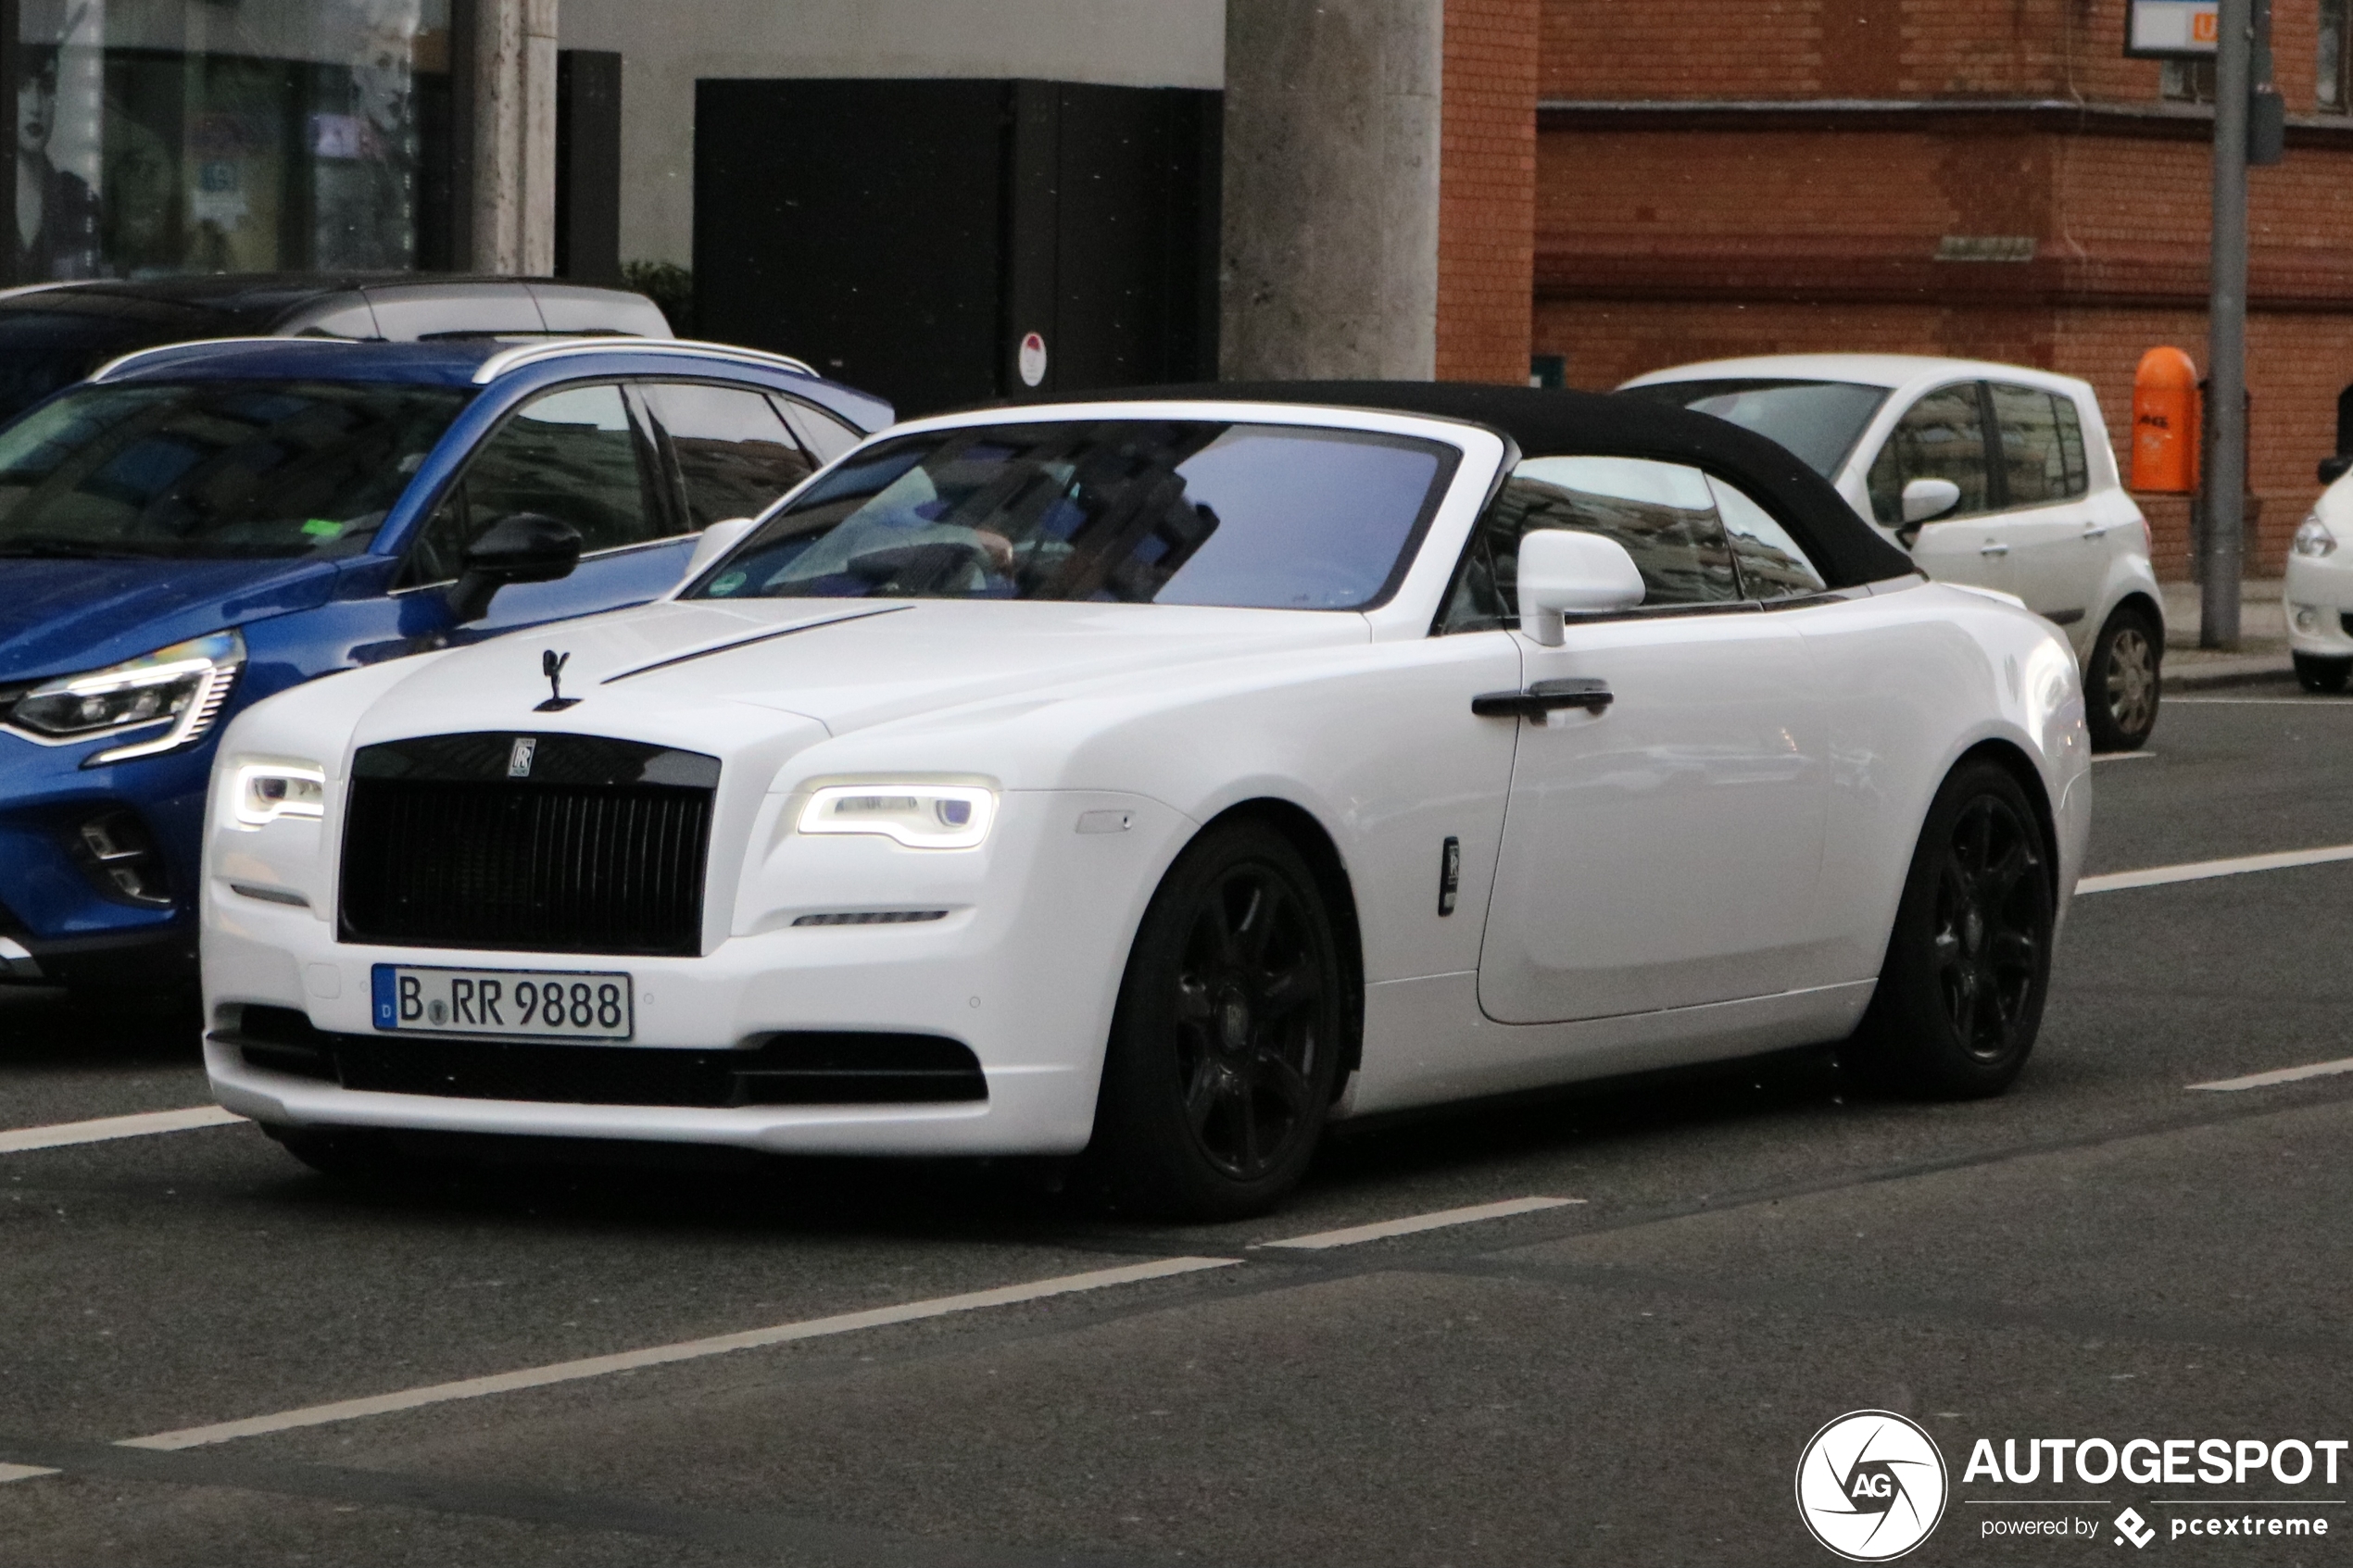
[1867,383,1992,527]
[14,0,451,282]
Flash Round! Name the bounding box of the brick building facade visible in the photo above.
[1486,0,2353,579]
[1437,0,1541,383]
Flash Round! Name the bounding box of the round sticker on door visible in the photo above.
[1018,332,1048,388]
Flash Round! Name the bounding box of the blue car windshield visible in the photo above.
[0,381,472,560]
[687,420,1461,610]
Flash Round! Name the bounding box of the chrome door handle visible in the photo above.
[1980,543,2010,557]
[1473,677,1614,719]
[2080,527,2108,540]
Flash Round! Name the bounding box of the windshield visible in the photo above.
[1622,378,1890,478]
[0,381,471,560]
[689,420,1460,610]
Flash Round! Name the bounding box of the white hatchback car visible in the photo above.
[1623,355,2165,750]
[2284,461,2353,690]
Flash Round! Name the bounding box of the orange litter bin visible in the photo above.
[2132,346,2199,494]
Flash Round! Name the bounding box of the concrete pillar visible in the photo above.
[471,0,560,274]
[1220,0,1442,380]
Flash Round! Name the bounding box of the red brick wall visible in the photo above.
[1439,0,1541,383]
[1538,0,2214,106]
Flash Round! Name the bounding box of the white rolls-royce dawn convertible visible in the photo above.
[200,383,2090,1218]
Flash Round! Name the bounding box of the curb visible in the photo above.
[2164,656,2294,691]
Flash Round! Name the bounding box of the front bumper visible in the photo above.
[0,728,214,985]
[203,790,1191,1156]
[2284,553,2353,658]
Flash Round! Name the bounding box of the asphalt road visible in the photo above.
[5,684,2353,1566]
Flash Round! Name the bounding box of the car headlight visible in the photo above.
[8,630,245,765]
[2295,513,2337,558]
[797,782,997,849]
[227,757,327,828]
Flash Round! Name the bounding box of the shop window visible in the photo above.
[12,0,453,283]
[2324,0,2351,113]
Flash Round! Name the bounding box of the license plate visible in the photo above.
[371,964,634,1040]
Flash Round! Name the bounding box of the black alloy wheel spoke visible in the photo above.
[1233,1082,1262,1172]
[1256,1046,1315,1116]
[1235,880,1283,967]
[1202,890,1242,972]
[1982,835,2031,902]
[1183,1058,1222,1135]
[1258,959,1321,1018]
[1949,964,1980,1046]
[1963,807,1994,878]
[1990,929,2038,970]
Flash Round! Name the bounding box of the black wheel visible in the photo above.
[2295,652,2352,694]
[1847,760,2054,1098]
[262,1124,401,1182]
[1086,820,1345,1220]
[2085,606,2160,751]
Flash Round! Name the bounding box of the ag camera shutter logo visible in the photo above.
[1795,1411,1949,1561]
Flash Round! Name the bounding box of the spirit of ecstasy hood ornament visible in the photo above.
[535,649,580,712]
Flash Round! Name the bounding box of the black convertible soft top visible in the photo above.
[1102,381,1917,592]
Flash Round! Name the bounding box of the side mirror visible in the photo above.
[446,512,583,625]
[676,516,758,589]
[1516,528,1644,646]
[2320,455,2352,486]
[1901,477,1963,526]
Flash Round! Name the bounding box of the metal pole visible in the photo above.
[2204,0,2253,648]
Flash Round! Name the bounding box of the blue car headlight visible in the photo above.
[7,630,245,765]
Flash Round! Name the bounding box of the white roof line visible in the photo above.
[88,336,345,383]
[470,337,818,385]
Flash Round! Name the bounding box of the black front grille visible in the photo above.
[227,1006,987,1107]
[339,733,718,957]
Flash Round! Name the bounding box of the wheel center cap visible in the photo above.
[1216,989,1252,1054]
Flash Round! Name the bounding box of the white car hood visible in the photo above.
[349,597,1373,755]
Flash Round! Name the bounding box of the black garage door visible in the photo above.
[696,78,1221,417]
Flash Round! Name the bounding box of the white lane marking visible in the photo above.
[0,1464,60,1484]
[2091,749,2157,762]
[2188,1057,2353,1092]
[120,1256,1237,1451]
[2077,843,2353,896]
[0,1105,243,1156]
[2168,696,2351,706]
[1252,1196,1581,1250]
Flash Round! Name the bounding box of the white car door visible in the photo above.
[1864,381,2014,596]
[1468,458,1832,1025]
[1982,381,2108,649]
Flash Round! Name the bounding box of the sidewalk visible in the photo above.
[2159,577,2293,690]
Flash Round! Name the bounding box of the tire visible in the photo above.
[2295,652,2352,695]
[1846,759,2055,1099]
[262,1124,401,1182]
[1085,820,1346,1221]
[2085,606,2161,752]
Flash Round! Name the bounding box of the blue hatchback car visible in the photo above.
[0,335,890,989]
